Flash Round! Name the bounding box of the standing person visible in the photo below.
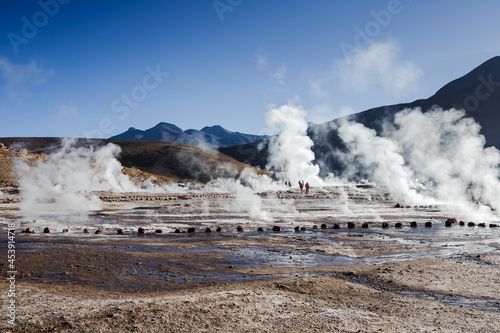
[305,182,310,194]
[299,180,304,194]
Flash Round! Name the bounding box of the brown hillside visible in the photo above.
[0,138,271,186]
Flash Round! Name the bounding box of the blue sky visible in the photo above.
[1,0,500,138]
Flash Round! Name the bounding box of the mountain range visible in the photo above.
[110,123,267,148]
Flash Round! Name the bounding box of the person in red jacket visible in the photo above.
[305,182,310,194]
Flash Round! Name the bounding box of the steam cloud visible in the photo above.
[15,139,138,220]
[265,104,323,186]
[335,107,500,220]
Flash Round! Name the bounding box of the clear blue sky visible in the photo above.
[1,0,500,138]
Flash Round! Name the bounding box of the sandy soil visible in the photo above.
[1,187,500,332]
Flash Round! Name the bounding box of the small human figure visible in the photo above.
[299,180,304,193]
[305,182,310,194]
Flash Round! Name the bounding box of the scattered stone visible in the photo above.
[410,221,417,228]
[205,227,212,233]
[361,223,369,229]
[320,223,327,229]
[425,221,433,228]
[468,222,475,227]
[155,229,163,233]
[395,222,403,228]
[333,223,340,229]
[294,226,301,232]
[395,203,401,208]
[25,228,35,233]
[382,222,389,228]
[117,229,125,235]
[459,221,465,226]
[445,218,457,227]
[43,227,52,233]
[83,228,89,234]
[62,229,69,233]
[489,223,498,228]
[138,227,146,234]
[312,225,318,230]
[347,222,356,229]
[236,226,244,232]
[257,227,264,232]
[95,229,103,234]
[272,226,281,232]
[216,226,222,232]
[174,228,181,233]
[187,227,196,233]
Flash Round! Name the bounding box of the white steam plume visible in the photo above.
[337,118,426,203]
[15,138,138,220]
[265,104,322,186]
[208,176,272,221]
[336,107,500,220]
[389,107,500,218]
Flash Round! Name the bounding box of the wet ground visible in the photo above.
[1,185,500,332]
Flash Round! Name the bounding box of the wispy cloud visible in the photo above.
[255,45,268,70]
[0,57,54,98]
[273,64,287,84]
[310,41,422,99]
[336,41,422,95]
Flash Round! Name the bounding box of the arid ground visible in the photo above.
[1,186,500,332]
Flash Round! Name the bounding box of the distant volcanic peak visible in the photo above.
[432,55,500,100]
[201,125,234,136]
[152,122,184,133]
[110,122,267,147]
